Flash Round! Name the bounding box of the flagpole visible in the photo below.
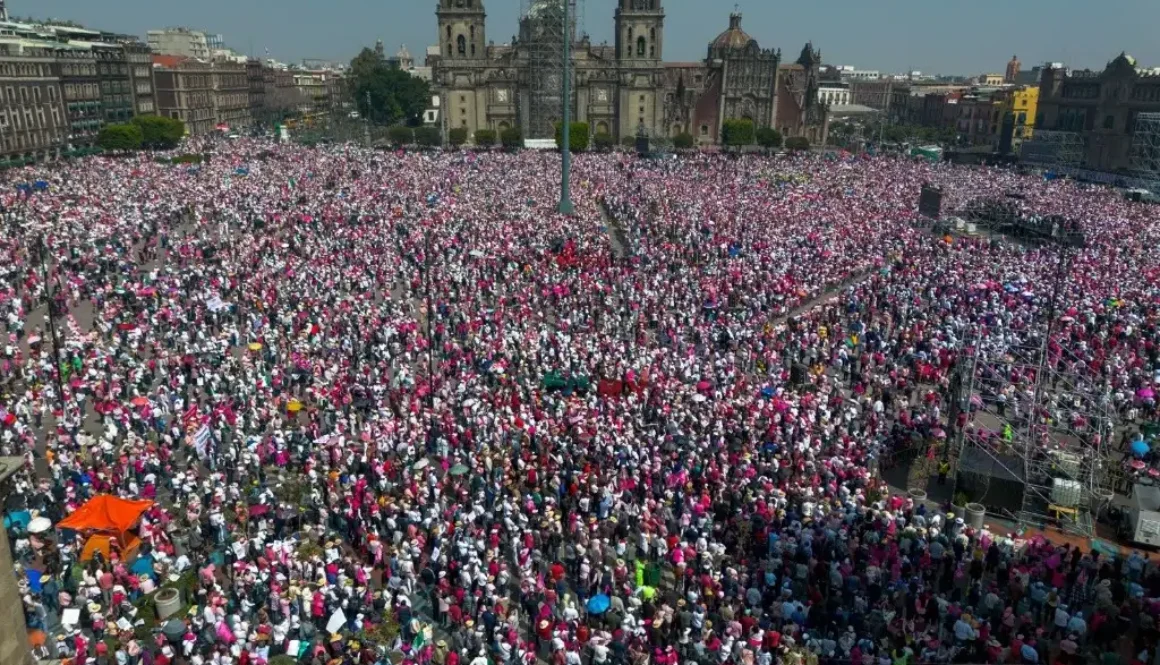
[557,0,574,215]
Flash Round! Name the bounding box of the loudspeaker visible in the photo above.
[636,135,650,155]
[919,183,943,219]
[998,112,1015,155]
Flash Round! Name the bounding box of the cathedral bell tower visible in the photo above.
[615,0,664,62]
[436,0,486,60]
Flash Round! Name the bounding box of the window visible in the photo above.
[457,35,466,56]
[1103,115,1114,130]
[637,36,646,57]
[700,124,708,136]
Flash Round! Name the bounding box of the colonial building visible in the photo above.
[429,0,826,145]
[1034,53,1160,173]
[0,40,67,161]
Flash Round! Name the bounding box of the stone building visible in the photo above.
[212,61,250,130]
[1033,53,1160,173]
[0,41,67,161]
[153,56,215,136]
[93,41,134,125]
[55,46,103,149]
[429,0,827,144]
[123,40,155,115]
[154,56,252,135]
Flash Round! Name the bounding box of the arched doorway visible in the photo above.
[595,120,609,135]
[498,121,511,131]
[671,124,682,136]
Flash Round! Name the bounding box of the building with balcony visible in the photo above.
[124,40,154,115]
[147,28,210,59]
[153,55,214,135]
[55,45,103,148]
[91,41,133,124]
[212,61,250,130]
[0,40,67,161]
[154,55,252,135]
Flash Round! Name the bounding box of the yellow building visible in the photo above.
[990,85,1038,152]
[1010,86,1038,143]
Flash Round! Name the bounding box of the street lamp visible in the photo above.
[557,0,574,215]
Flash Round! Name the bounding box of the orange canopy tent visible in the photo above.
[57,495,154,561]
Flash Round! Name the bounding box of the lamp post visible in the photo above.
[557,0,574,215]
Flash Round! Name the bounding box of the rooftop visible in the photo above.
[711,13,755,50]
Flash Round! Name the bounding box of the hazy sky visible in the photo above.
[18,0,1160,75]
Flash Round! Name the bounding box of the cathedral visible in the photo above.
[429,0,828,145]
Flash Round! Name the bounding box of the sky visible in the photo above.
[17,0,1160,76]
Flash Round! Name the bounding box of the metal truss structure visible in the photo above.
[518,0,578,140]
[951,225,1113,537]
[1020,129,1086,174]
[1128,112,1160,177]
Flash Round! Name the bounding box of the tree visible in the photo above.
[414,126,442,147]
[554,121,590,152]
[387,125,413,146]
[785,136,811,151]
[255,87,308,126]
[500,127,523,150]
[132,115,185,150]
[448,127,468,147]
[348,47,431,127]
[620,136,636,150]
[474,129,497,146]
[721,119,755,147]
[98,123,143,152]
[756,127,783,150]
[673,132,695,150]
[592,133,614,152]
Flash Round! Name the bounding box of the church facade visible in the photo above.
[429,0,828,146]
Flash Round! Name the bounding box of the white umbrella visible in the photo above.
[28,517,53,534]
[413,458,430,470]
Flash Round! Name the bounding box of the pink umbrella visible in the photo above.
[1137,387,1155,400]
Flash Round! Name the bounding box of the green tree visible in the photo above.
[387,125,413,146]
[474,129,497,146]
[500,127,523,149]
[448,127,468,147]
[132,115,185,150]
[414,126,442,147]
[349,47,431,126]
[554,121,590,152]
[785,136,811,151]
[756,127,783,150]
[592,132,614,152]
[620,136,636,149]
[673,132,695,150]
[721,118,756,147]
[98,123,143,152]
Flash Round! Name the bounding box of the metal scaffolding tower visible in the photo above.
[518,0,577,140]
[951,222,1113,536]
[1128,112,1160,176]
[1020,129,1086,174]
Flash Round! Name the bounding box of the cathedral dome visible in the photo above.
[711,13,755,50]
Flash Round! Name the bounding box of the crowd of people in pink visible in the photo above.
[1,141,1159,665]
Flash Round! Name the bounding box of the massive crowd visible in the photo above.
[2,141,1160,665]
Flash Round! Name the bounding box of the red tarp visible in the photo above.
[56,495,153,534]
